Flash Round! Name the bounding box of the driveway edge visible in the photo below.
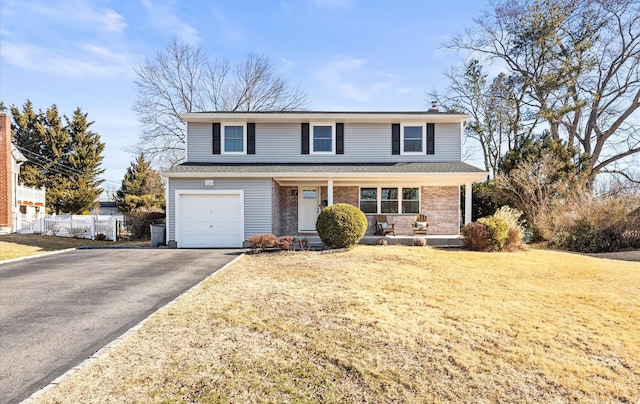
[21,252,246,403]
[0,248,77,266]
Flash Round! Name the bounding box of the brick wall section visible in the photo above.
[334,186,359,207]
[421,186,460,235]
[276,185,298,235]
[271,180,281,236]
[0,112,12,229]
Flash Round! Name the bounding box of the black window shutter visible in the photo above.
[336,123,344,155]
[301,123,309,154]
[391,124,400,155]
[212,123,221,154]
[426,123,435,155]
[247,123,255,154]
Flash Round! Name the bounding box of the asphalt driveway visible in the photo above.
[0,248,242,404]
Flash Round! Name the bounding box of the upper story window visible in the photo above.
[223,124,245,154]
[401,125,424,154]
[312,124,334,153]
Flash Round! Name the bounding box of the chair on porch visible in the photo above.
[375,215,396,236]
[413,214,429,236]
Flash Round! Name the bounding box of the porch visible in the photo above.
[271,180,476,238]
[302,234,464,248]
[16,184,46,211]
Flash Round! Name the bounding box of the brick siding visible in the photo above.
[273,184,460,237]
[0,113,12,229]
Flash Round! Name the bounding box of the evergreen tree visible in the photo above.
[10,101,105,214]
[64,108,105,213]
[116,153,165,213]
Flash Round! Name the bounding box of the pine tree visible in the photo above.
[10,101,105,214]
[65,108,105,213]
[116,153,165,213]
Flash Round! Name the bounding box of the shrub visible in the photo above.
[504,227,524,251]
[493,206,525,234]
[539,194,640,253]
[478,216,509,250]
[247,234,278,250]
[462,222,493,252]
[95,233,107,241]
[316,203,368,249]
[277,236,295,251]
[125,208,165,240]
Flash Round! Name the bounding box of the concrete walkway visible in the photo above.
[0,248,241,404]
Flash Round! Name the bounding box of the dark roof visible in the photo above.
[165,162,486,174]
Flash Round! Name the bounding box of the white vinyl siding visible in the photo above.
[186,122,461,163]
[167,177,272,242]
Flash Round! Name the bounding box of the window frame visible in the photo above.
[401,187,420,214]
[310,123,335,154]
[400,123,426,155]
[358,186,421,215]
[359,187,378,214]
[221,122,247,155]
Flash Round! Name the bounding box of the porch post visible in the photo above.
[327,179,334,206]
[465,182,472,225]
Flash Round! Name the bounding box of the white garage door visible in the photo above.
[177,192,244,248]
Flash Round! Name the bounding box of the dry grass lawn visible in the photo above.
[0,234,147,261]
[36,246,639,403]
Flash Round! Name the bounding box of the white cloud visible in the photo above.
[316,56,395,103]
[1,41,131,78]
[26,1,127,33]
[139,0,201,44]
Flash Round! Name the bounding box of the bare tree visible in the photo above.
[432,59,537,176]
[448,0,640,181]
[493,151,587,237]
[134,39,308,166]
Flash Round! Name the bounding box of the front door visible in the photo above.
[298,186,319,232]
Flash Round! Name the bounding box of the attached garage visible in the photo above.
[175,190,244,248]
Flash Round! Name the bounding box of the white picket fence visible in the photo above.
[16,214,121,241]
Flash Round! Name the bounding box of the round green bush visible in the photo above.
[316,203,368,249]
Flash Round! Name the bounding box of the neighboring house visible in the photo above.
[163,109,488,248]
[91,201,120,216]
[0,112,46,234]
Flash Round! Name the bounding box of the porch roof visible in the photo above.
[163,162,488,185]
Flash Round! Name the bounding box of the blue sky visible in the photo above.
[1,0,486,193]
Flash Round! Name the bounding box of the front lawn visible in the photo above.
[35,246,639,403]
[0,234,147,261]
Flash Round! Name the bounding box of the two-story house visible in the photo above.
[163,110,488,248]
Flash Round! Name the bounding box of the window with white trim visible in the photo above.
[402,188,419,213]
[223,124,245,153]
[359,187,420,214]
[359,188,377,213]
[401,124,424,154]
[381,188,398,213]
[312,124,334,153]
